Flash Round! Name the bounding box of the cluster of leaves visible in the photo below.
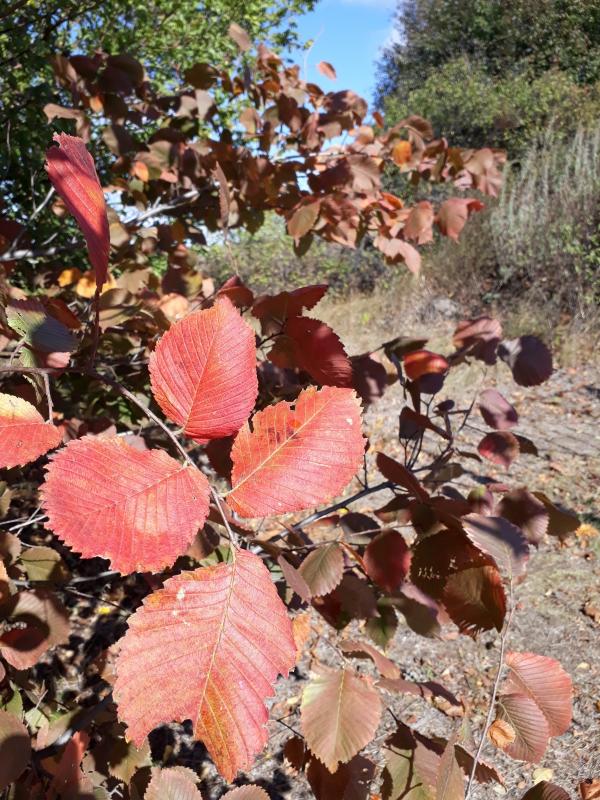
[0,29,584,800]
[1,25,504,288]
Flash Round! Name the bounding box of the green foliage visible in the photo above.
[377,0,600,154]
[204,215,395,296]
[427,126,600,325]
[383,58,600,153]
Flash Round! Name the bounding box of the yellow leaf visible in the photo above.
[58,267,83,287]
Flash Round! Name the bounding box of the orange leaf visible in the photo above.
[114,549,296,781]
[45,133,110,287]
[0,393,62,469]
[317,61,337,80]
[392,140,412,165]
[41,436,210,574]
[228,386,365,518]
[150,297,258,443]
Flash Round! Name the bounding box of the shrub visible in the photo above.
[427,125,600,327]
[0,29,582,799]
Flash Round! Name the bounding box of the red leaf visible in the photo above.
[478,431,519,468]
[498,336,553,387]
[270,316,353,387]
[364,530,410,593]
[41,436,210,573]
[403,350,449,381]
[497,489,549,545]
[351,352,387,405]
[306,753,375,800]
[503,652,573,736]
[0,589,69,669]
[252,284,328,322]
[228,386,365,518]
[278,555,313,601]
[376,452,429,501]
[479,389,518,430]
[453,317,502,364]
[149,297,258,443]
[0,709,31,790]
[46,731,93,800]
[217,275,254,308]
[462,514,529,577]
[442,565,506,636]
[495,693,550,762]
[114,549,296,781]
[45,133,110,287]
[299,542,344,597]
[437,198,484,241]
[520,782,571,800]
[317,61,337,80]
[300,665,381,772]
[0,393,62,469]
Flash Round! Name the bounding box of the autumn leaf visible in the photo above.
[0,393,62,469]
[144,767,202,799]
[45,133,110,287]
[317,61,337,80]
[114,549,296,781]
[478,431,520,468]
[41,436,210,573]
[301,665,382,772]
[364,530,411,593]
[299,542,344,597]
[478,389,518,430]
[462,514,529,577]
[0,709,31,790]
[228,386,365,518]
[149,296,258,443]
[270,315,353,387]
[0,589,69,670]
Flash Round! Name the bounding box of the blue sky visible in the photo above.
[292,0,398,109]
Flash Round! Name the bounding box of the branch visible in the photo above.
[465,578,515,798]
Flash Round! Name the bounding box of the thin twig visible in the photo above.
[465,578,515,798]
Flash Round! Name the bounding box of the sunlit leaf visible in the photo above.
[462,514,529,577]
[114,550,296,781]
[45,133,110,287]
[301,665,381,772]
[0,393,62,469]
[299,543,344,597]
[41,436,210,574]
[144,767,203,799]
[478,389,518,430]
[150,297,258,443]
[478,431,519,468]
[228,386,364,518]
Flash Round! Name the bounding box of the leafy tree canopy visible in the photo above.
[377,0,600,151]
